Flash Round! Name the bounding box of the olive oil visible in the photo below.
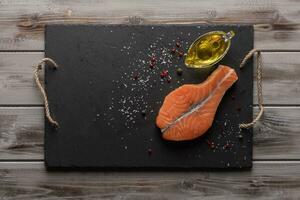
[185,31,235,68]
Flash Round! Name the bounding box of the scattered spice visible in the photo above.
[176,68,183,76]
[223,143,232,149]
[160,70,169,79]
[206,140,215,149]
[141,110,146,117]
[236,107,241,112]
[178,51,184,57]
[231,95,235,100]
[167,77,172,83]
[133,74,139,80]
[149,55,157,69]
[170,48,176,54]
[238,134,243,140]
[149,62,155,69]
[150,55,157,62]
[109,34,187,129]
[148,148,152,155]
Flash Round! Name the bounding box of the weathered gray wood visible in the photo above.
[0,161,298,199]
[253,52,300,105]
[0,106,299,160]
[0,107,43,159]
[1,52,299,105]
[0,0,300,50]
[0,0,299,197]
[0,52,44,105]
[253,107,300,160]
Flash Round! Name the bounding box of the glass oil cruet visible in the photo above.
[185,31,235,69]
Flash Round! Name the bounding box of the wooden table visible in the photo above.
[0,1,300,199]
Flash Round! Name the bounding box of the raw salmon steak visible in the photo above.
[156,65,238,141]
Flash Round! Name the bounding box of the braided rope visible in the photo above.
[33,58,59,127]
[239,49,264,129]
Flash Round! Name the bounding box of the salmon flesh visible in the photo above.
[156,65,238,141]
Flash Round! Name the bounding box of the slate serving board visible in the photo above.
[45,25,253,169]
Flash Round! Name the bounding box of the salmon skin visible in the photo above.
[156,65,238,141]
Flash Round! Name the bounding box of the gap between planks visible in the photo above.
[1,0,300,50]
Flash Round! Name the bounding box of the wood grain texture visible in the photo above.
[0,161,299,199]
[0,106,299,160]
[0,0,300,198]
[253,52,300,105]
[0,0,300,50]
[0,107,43,160]
[1,52,299,105]
[0,52,44,105]
[253,107,300,160]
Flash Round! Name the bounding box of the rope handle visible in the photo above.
[239,49,264,129]
[34,50,262,129]
[34,58,59,128]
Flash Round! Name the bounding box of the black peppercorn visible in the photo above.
[238,134,243,140]
[176,68,183,76]
[141,110,146,117]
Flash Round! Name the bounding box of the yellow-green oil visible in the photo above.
[185,31,235,69]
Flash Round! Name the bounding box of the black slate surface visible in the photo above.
[45,25,253,169]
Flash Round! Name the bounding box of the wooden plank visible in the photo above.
[0,0,300,50]
[1,52,299,105]
[253,52,300,105]
[253,107,300,160]
[0,106,299,160]
[0,52,44,105]
[0,107,43,159]
[0,161,299,199]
